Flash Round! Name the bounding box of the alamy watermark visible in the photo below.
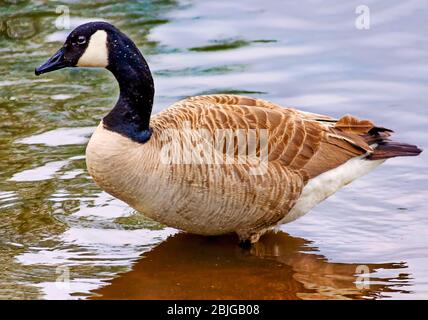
[159,122,269,175]
[55,265,70,290]
[355,264,370,289]
[355,5,370,30]
[55,5,71,30]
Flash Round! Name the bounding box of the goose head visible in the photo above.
[36,22,109,74]
[35,22,155,143]
[35,21,147,74]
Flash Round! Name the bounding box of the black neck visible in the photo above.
[103,35,154,143]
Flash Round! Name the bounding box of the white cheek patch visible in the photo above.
[77,30,109,67]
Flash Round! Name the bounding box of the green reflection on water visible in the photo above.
[0,0,176,299]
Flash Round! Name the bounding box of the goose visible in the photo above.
[35,22,422,245]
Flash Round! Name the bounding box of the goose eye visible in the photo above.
[77,36,86,45]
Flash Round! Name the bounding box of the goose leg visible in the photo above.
[236,230,263,247]
[238,239,252,249]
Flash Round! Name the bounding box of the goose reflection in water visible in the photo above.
[92,231,411,300]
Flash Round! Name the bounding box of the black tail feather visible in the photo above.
[368,141,423,160]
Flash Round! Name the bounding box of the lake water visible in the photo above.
[0,0,427,299]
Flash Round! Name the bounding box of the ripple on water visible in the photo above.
[50,94,75,101]
[0,79,51,87]
[16,227,177,299]
[9,160,69,182]
[0,191,19,209]
[50,191,130,219]
[15,127,94,147]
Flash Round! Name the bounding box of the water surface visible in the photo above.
[0,0,427,299]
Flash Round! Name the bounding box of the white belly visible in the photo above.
[280,156,385,224]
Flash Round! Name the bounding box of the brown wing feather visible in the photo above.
[153,95,382,182]
[154,94,422,175]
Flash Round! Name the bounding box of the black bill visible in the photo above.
[35,48,68,76]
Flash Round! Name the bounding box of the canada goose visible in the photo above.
[35,22,422,245]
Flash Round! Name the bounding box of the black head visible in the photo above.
[35,22,155,143]
[35,22,132,75]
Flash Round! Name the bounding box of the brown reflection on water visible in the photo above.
[92,231,410,300]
